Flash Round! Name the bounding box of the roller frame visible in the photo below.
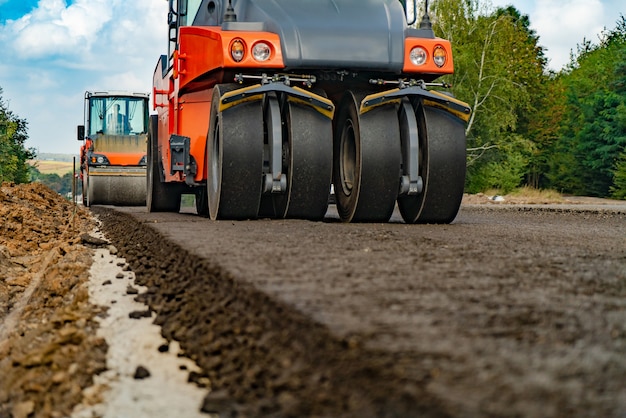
[359,86,468,224]
[263,94,287,194]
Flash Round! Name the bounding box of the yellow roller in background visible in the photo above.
[78,91,149,207]
[86,167,146,206]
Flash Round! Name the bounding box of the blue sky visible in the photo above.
[0,0,624,155]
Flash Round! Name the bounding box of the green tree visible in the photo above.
[546,17,626,196]
[611,150,626,199]
[29,166,76,196]
[430,0,548,192]
[0,87,35,183]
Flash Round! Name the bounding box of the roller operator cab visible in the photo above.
[149,0,471,223]
[78,91,149,206]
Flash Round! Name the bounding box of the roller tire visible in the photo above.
[333,91,401,222]
[272,98,332,220]
[207,84,264,220]
[398,103,466,224]
[147,114,182,212]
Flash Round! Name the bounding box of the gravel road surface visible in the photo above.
[88,202,626,418]
[2,182,624,417]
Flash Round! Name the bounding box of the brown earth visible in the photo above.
[0,183,105,418]
[1,183,625,418]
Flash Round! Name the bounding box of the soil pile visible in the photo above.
[0,182,105,418]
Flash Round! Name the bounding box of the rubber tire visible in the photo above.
[147,114,182,212]
[398,103,466,224]
[273,99,332,221]
[195,186,209,217]
[333,91,401,222]
[207,84,264,220]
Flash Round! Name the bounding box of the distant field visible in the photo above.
[29,160,76,175]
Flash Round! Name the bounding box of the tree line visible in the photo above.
[432,0,626,198]
[1,0,625,198]
[0,88,34,184]
[0,88,75,194]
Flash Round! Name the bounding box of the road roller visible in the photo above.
[149,0,471,223]
[78,91,149,206]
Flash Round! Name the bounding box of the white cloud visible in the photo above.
[0,0,168,154]
[486,0,623,69]
[98,71,150,93]
[531,0,606,69]
[8,0,113,59]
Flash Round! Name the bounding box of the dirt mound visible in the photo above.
[0,182,106,418]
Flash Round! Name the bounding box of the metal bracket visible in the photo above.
[263,95,287,194]
[223,78,335,119]
[235,72,317,88]
[361,82,471,122]
[169,134,196,184]
[398,99,423,196]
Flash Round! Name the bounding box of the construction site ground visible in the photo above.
[1,182,625,417]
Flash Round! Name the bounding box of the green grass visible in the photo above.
[507,186,564,201]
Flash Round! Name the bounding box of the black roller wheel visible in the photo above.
[147,114,182,212]
[207,84,264,220]
[333,91,401,222]
[273,98,332,220]
[398,103,466,224]
[195,186,208,217]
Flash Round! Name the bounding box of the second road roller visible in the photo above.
[149,0,472,223]
[78,91,149,206]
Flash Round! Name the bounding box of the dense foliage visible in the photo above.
[547,19,626,197]
[430,0,626,198]
[0,88,35,184]
[29,167,76,196]
[432,0,545,193]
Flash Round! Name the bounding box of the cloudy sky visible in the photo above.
[0,0,624,155]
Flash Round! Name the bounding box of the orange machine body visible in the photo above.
[153,25,455,185]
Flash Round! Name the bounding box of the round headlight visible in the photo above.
[409,47,427,66]
[230,39,245,62]
[96,156,105,164]
[252,42,271,62]
[433,46,447,68]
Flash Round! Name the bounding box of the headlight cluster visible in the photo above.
[229,39,273,63]
[409,47,427,66]
[409,45,447,68]
[90,154,110,165]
